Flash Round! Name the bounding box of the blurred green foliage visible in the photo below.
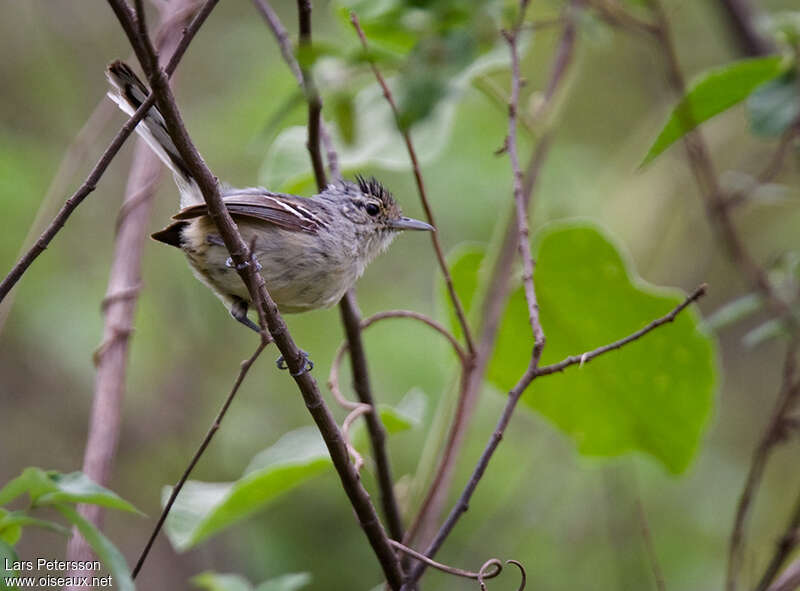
[2,0,800,590]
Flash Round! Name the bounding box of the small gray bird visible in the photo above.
[106,61,433,336]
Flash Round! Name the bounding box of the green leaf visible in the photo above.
[36,472,140,514]
[487,223,717,474]
[747,72,800,137]
[55,504,134,591]
[0,468,52,506]
[0,539,19,590]
[643,56,786,165]
[192,572,253,591]
[164,428,331,551]
[0,469,139,515]
[255,573,312,591]
[261,41,521,191]
[0,510,70,543]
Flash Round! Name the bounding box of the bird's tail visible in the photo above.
[105,60,201,207]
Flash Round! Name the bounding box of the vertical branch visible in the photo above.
[296,0,327,189]
[404,0,577,550]
[350,13,476,357]
[340,292,406,541]
[403,1,546,585]
[64,1,197,581]
[715,0,774,57]
[107,1,404,585]
[635,3,800,590]
[252,0,405,543]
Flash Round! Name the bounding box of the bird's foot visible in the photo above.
[225,257,262,272]
[276,349,314,377]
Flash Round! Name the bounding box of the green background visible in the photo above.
[1,1,799,589]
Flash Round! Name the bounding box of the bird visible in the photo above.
[105,61,434,356]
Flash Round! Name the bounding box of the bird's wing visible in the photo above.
[173,191,329,234]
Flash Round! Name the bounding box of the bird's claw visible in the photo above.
[225,257,262,272]
[276,349,314,377]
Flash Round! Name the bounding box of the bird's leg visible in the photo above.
[276,350,314,377]
[230,297,261,333]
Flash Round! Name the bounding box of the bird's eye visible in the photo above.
[365,203,380,216]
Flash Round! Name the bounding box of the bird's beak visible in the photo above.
[389,217,435,232]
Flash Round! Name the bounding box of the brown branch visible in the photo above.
[405,0,578,550]
[535,284,707,377]
[251,0,405,546]
[403,3,546,585]
[339,293,406,541]
[296,0,327,190]
[0,0,218,306]
[646,0,794,326]
[767,556,800,591]
[756,488,800,591]
[64,2,197,583]
[637,499,668,591]
[350,12,477,357]
[107,2,404,586]
[132,340,268,578]
[389,540,502,583]
[404,288,706,587]
[727,341,800,591]
[715,0,775,57]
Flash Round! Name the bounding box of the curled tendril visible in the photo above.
[326,309,468,472]
[505,559,527,591]
[478,559,504,590]
[388,540,525,590]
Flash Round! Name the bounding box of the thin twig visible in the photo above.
[404,0,576,553]
[350,12,477,357]
[296,0,327,190]
[728,341,800,591]
[403,3,544,585]
[637,499,668,591]
[0,0,219,305]
[755,488,800,591]
[403,281,706,588]
[252,0,405,545]
[66,9,208,576]
[107,3,404,585]
[339,293,405,540]
[132,341,269,578]
[535,284,707,377]
[389,540,502,583]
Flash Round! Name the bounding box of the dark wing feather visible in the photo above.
[173,192,328,234]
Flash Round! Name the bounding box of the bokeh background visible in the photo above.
[1,0,799,589]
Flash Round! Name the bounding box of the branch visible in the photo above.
[403,3,547,585]
[715,0,775,57]
[535,284,707,377]
[106,2,404,586]
[756,488,800,591]
[64,1,199,582]
[403,284,705,588]
[251,0,406,548]
[133,341,268,578]
[339,293,406,540]
[728,342,800,591]
[296,0,326,189]
[404,0,578,551]
[0,0,218,306]
[350,13,477,357]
